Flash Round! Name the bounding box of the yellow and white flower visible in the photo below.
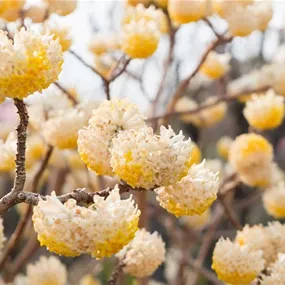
[244,90,284,131]
[212,238,264,285]
[44,0,77,16]
[117,229,165,277]
[0,29,63,100]
[111,126,192,189]
[155,160,219,217]
[26,256,67,285]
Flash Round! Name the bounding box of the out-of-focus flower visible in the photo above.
[0,0,25,21]
[78,99,146,176]
[188,142,202,167]
[244,90,284,131]
[117,229,165,277]
[229,134,273,187]
[235,224,276,267]
[0,218,5,253]
[26,256,67,285]
[181,209,211,230]
[121,19,160,58]
[0,138,16,172]
[43,109,85,149]
[260,254,285,285]
[44,17,72,52]
[155,160,219,217]
[33,187,140,258]
[252,1,273,31]
[168,0,210,24]
[44,0,77,16]
[200,52,231,80]
[212,0,253,18]
[93,54,117,77]
[263,182,285,219]
[0,28,63,100]
[217,136,233,160]
[89,34,120,56]
[271,66,285,96]
[79,274,101,285]
[26,135,46,169]
[212,238,264,285]
[24,2,48,23]
[111,126,192,189]
[224,4,259,37]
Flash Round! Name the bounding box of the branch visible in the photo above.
[12,99,29,194]
[53,81,78,105]
[147,86,270,123]
[0,146,54,271]
[108,260,125,285]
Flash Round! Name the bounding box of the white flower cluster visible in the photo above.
[33,187,140,259]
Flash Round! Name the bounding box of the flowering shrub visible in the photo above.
[0,1,285,285]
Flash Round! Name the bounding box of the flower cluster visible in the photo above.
[0,29,63,100]
[155,160,219,217]
[229,133,274,187]
[32,187,140,258]
[117,229,165,277]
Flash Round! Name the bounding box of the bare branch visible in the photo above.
[53,81,78,105]
[108,260,125,285]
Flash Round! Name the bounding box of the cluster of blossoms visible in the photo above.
[0,28,63,100]
[78,98,219,217]
[212,222,285,284]
[0,0,77,23]
[167,0,272,37]
[33,187,140,259]
[229,133,274,187]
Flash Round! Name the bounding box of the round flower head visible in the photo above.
[224,4,259,37]
[153,0,168,9]
[111,126,192,189]
[78,99,146,176]
[93,54,117,77]
[0,28,63,100]
[181,209,211,230]
[252,1,273,32]
[200,52,231,80]
[229,134,273,174]
[127,0,150,6]
[44,17,72,52]
[26,256,67,285]
[44,0,77,16]
[0,218,6,252]
[155,160,219,217]
[26,135,46,169]
[168,0,210,24]
[263,182,285,219]
[0,0,25,21]
[244,90,284,131]
[33,187,140,258]
[0,138,16,172]
[24,2,49,23]
[91,186,140,259]
[235,224,276,267]
[217,136,233,160]
[212,238,265,285]
[272,66,285,96]
[43,109,85,149]
[261,254,285,285]
[117,229,165,277]
[121,19,160,59]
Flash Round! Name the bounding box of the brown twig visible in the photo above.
[108,260,125,285]
[0,146,54,271]
[12,99,29,194]
[161,35,233,125]
[147,86,270,123]
[53,81,78,105]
